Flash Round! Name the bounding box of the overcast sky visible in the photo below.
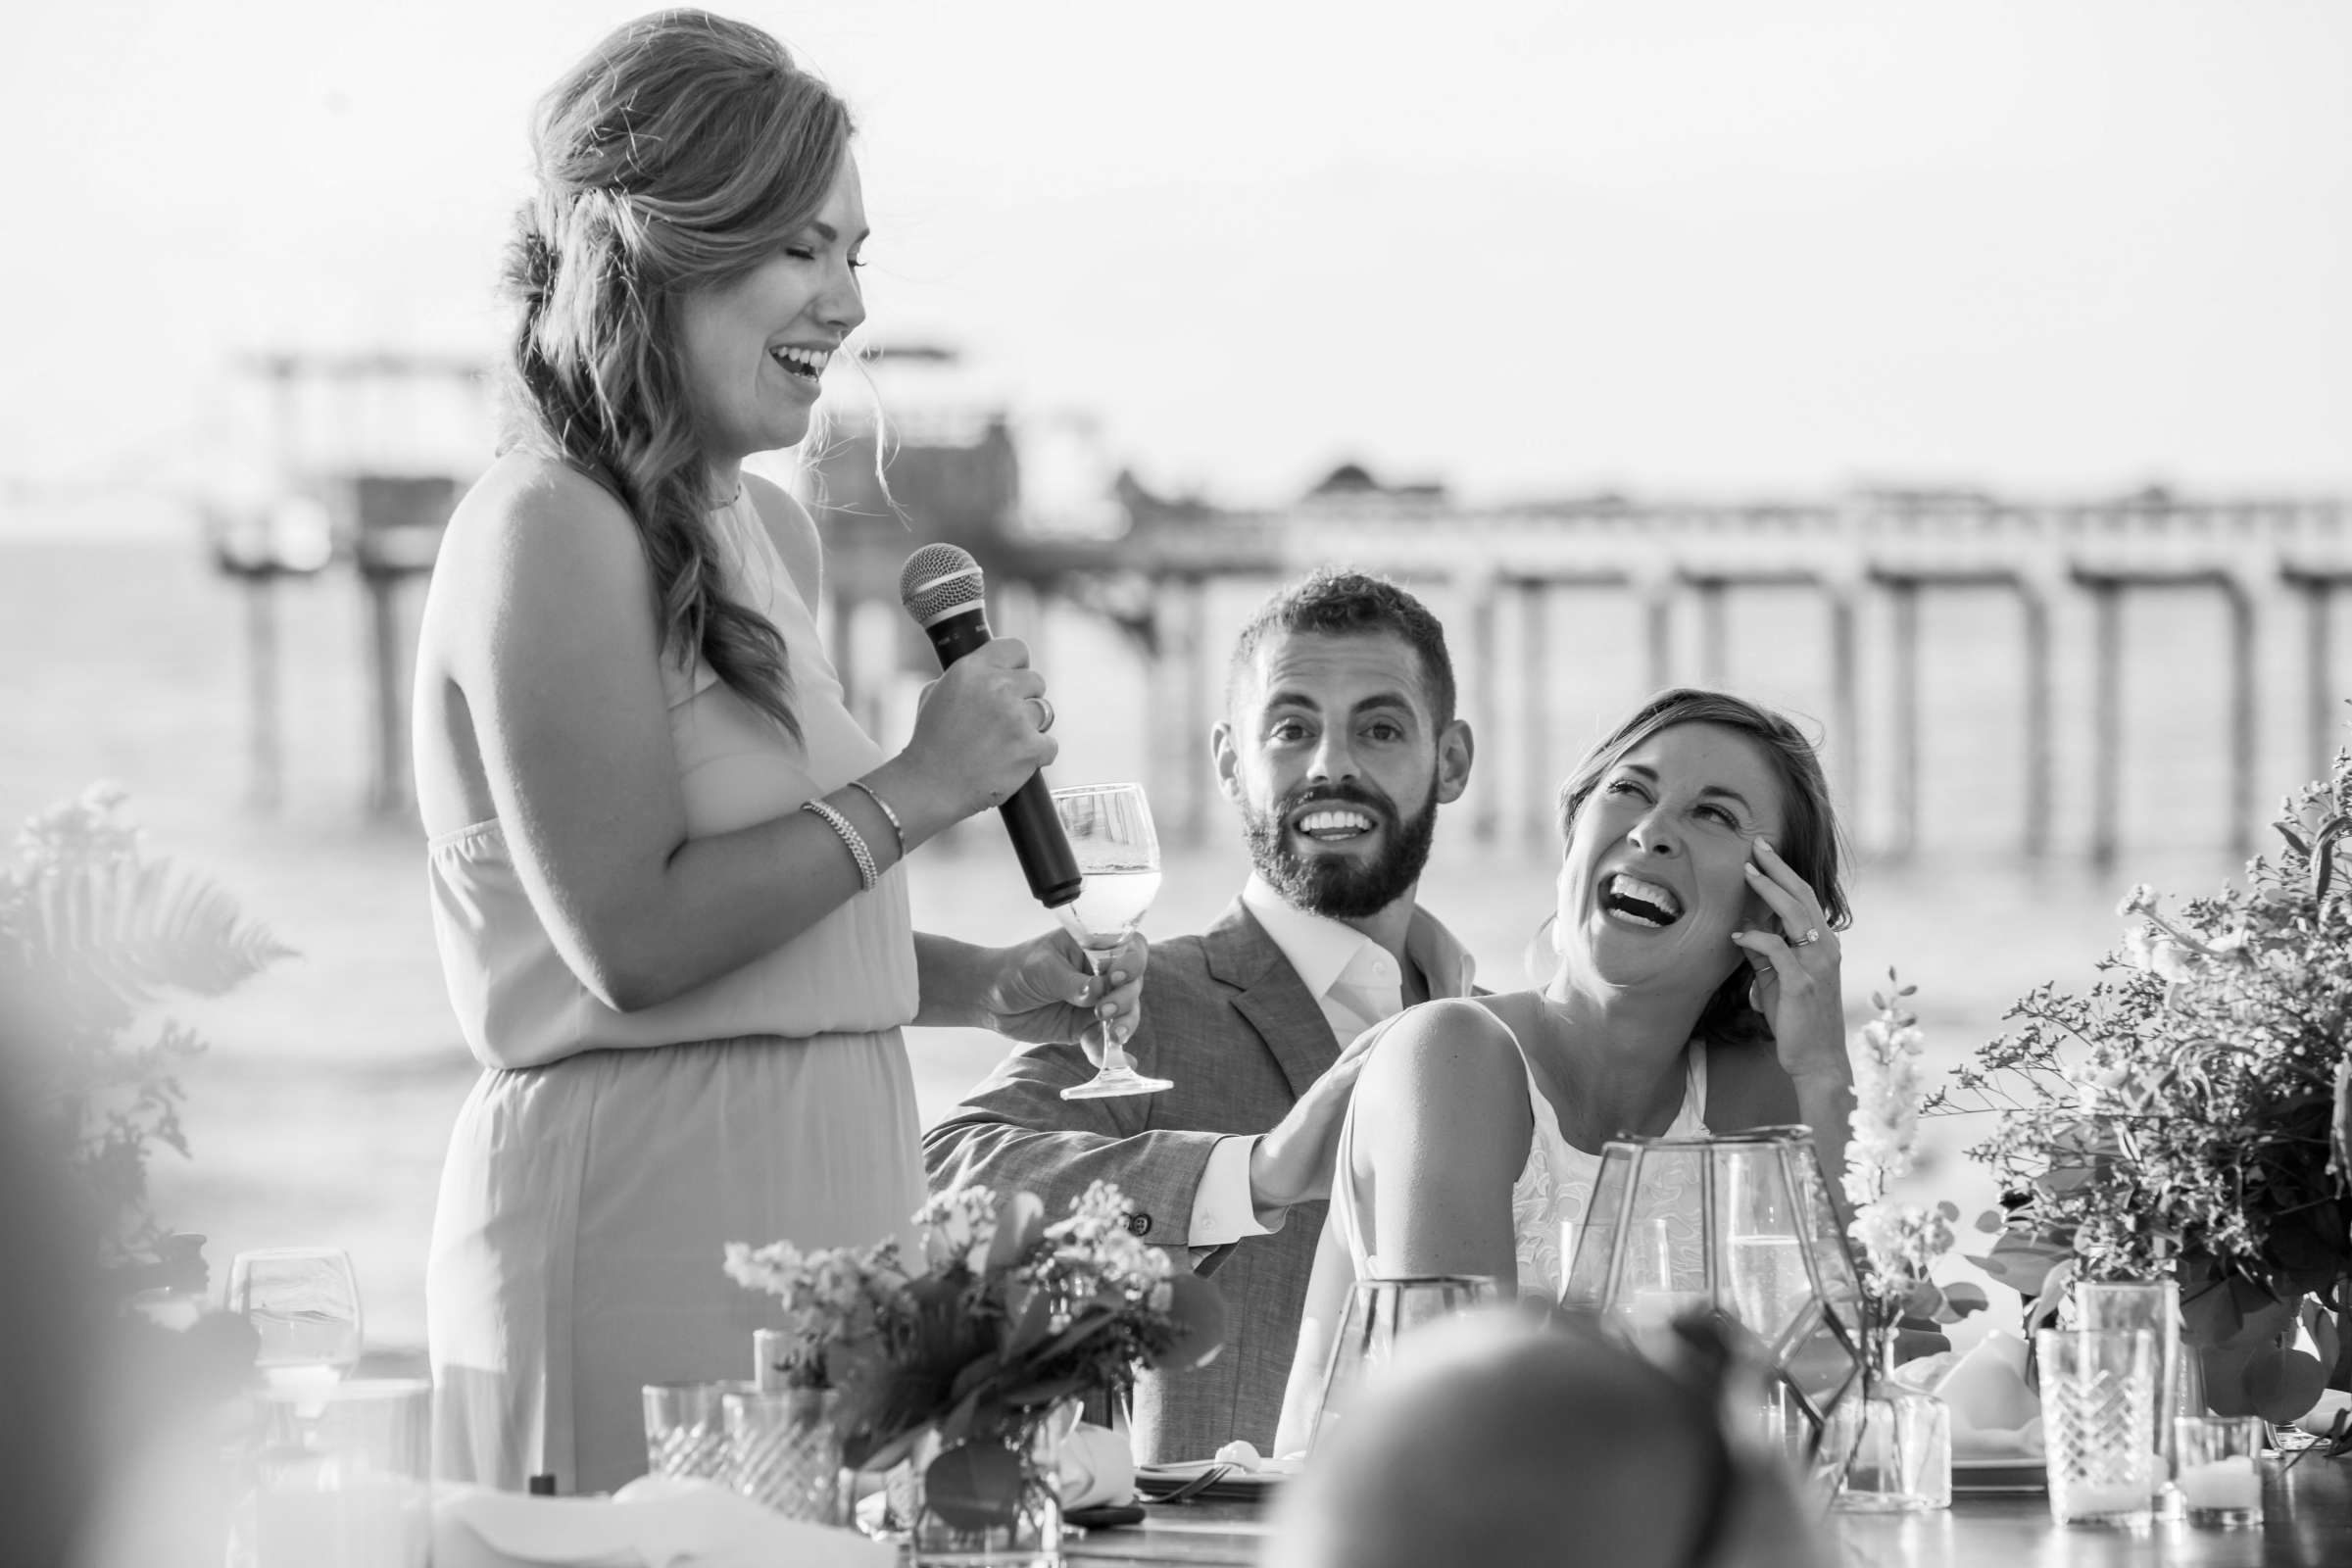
[7,0,2348,506]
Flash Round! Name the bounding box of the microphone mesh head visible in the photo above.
[899,544,987,627]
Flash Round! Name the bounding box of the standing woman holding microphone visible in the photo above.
[412,10,1142,1494]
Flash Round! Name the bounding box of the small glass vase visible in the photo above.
[909,1404,1075,1568]
[723,1387,843,1525]
[1827,1346,1951,1513]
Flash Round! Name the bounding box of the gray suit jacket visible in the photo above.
[925,897,1467,1463]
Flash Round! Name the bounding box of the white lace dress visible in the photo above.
[1507,1025,1710,1302]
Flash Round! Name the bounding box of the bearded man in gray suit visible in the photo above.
[924,568,1477,1464]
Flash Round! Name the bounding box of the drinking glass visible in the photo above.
[724,1387,843,1523]
[245,1377,431,1568]
[1725,1155,1812,1352]
[644,1380,749,1483]
[229,1248,365,1411]
[2068,1279,2188,1507]
[2038,1328,2157,1530]
[2174,1415,2265,1528]
[1611,1218,1697,1323]
[1050,782,1170,1100]
[1298,1274,1502,1451]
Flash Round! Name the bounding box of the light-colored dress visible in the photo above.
[423,490,925,1495]
[1327,1005,1710,1300]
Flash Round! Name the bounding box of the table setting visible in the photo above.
[190,750,2352,1567]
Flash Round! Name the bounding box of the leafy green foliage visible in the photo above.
[2,786,291,1256]
[1942,745,2352,1422]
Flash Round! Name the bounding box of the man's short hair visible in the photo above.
[1226,569,1456,728]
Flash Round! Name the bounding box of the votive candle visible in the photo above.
[2176,1456,2259,1510]
[2058,1481,2152,1520]
[2174,1415,2265,1528]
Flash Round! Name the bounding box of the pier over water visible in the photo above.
[817,482,2352,866]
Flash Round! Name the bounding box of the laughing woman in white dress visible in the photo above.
[1277,690,1857,1453]
[411,12,1141,1495]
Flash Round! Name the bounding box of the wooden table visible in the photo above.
[1064,1457,2352,1566]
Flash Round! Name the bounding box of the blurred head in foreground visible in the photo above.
[0,983,104,1566]
[1267,1307,1829,1568]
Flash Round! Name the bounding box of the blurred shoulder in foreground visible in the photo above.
[1265,1305,1831,1568]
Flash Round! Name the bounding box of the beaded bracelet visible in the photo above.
[845,778,906,858]
[802,798,878,892]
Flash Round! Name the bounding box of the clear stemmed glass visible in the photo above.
[228,1246,365,1412]
[1051,782,1170,1100]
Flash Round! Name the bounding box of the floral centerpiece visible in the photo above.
[725,1181,1224,1540]
[1948,742,2352,1438]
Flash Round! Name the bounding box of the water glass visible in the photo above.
[643,1380,747,1483]
[2069,1279,2188,1504]
[2038,1328,2157,1530]
[242,1377,431,1568]
[1611,1219,1698,1322]
[229,1247,365,1409]
[2174,1415,2266,1528]
[1300,1275,1502,1451]
[724,1387,844,1523]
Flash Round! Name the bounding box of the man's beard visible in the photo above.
[1242,775,1441,921]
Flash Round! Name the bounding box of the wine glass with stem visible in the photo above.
[1051,782,1171,1100]
[228,1246,365,1414]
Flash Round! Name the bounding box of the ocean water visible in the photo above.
[2,524,2329,1349]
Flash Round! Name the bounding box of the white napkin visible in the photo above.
[432,1476,896,1568]
[1057,1423,1137,1510]
[1893,1329,2044,1459]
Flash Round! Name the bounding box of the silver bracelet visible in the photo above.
[845,778,906,858]
[802,798,878,892]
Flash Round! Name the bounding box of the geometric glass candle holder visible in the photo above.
[1562,1127,1867,1466]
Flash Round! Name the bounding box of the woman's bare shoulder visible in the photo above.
[1366,996,1528,1088]
[425,454,655,678]
[436,455,648,604]
[444,453,634,556]
[1353,995,1537,1172]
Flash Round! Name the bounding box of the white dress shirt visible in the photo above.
[1187,873,1479,1244]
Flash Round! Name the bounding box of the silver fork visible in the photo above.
[1149,1463,1235,1504]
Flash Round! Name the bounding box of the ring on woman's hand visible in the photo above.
[1027,695,1055,733]
[1790,927,1822,947]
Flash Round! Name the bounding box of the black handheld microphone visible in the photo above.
[898,544,1084,907]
